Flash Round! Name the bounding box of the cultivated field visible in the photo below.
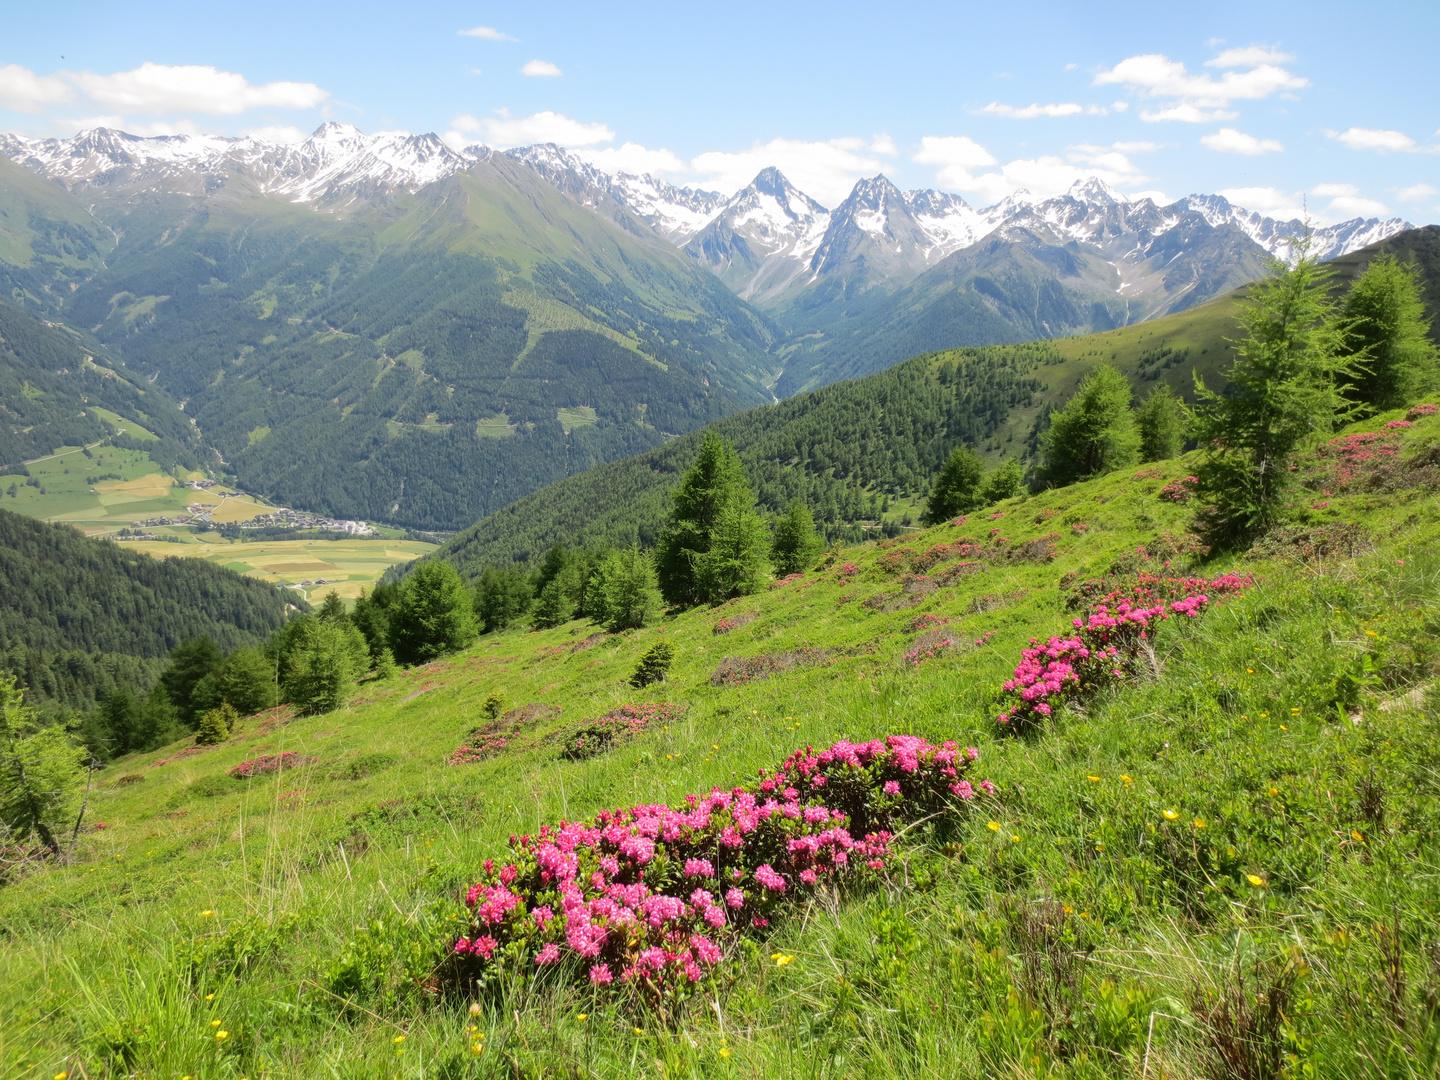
[115,535,438,601]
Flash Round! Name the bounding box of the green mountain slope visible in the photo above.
[0,508,301,712]
[426,226,1440,573]
[0,295,199,468]
[0,156,780,531]
[6,402,1439,1076]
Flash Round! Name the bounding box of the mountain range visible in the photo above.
[0,122,1420,530]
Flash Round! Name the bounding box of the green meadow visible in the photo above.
[3,407,1439,1078]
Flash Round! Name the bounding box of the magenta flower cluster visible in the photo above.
[1405,403,1437,421]
[996,574,1251,730]
[1159,476,1199,503]
[452,735,990,997]
[229,752,314,779]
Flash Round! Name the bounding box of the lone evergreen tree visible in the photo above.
[531,577,576,629]
[924,447,987,524]
[1136,384,1189,462]
[317,591,348,624]
[1038,365,1141,486]
[1193,238,1349,546]
[630,642,674,688]
[654,433,764,606]
[1337,254,1439,412]
[770,501,824,576]
[388,560,477,665]
[195,703,239,746]
[282,618,369,715]
[979,458,1025,505]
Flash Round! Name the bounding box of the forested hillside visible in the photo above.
[0,509,300,711]
[0,296,198,468]
[0,153,780,531]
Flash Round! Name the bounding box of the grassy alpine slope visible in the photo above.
[4,403,1439,1078]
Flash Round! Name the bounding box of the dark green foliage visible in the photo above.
[437,343,1048,575]
[1038,364,1140,487]
[1136,384,1189,462]
[694,503,770,602]
[317,592,348,624]
[979,458,1025,504]
[630,642,674,688]
[1039,365,1141,485]
[770,501,824,576]
[191,647,277,719]
[0,509,298,713]
[592,547,660,632]
[84,685,177,760]
[0,298,196,468]
[0,675,85,855]
[386,561,476,666]
[328,753,398,781]
[158,638,224,729]
[924,446,987,524]
[280,617,369,716]
[654,433,768,606]
[350,583,398,660]
[194,703,238,746]
[530,579,576,630]
[1337,254,1439,411]
[1194,245,1350,546]
[473,566,533,634]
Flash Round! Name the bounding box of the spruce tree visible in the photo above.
[388,560,477,665]
[1337,254,1438,412]
[924,446,987,524]
[158,638,224,728]
[1038,365,1141,486]
[1193,239,1349,546]
[474,566,533,634]
[595,546,660,632]
[317,591,348,624]
[770,501,824,576]
[1136,384,1188,462]
[654,433,761,606]
[531,578,576,629]
[282,619,369,715]
[979,458,1025,504]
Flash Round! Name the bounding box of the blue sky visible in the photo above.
[2,0,1437,222]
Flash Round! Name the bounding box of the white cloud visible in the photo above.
[1217,184,1391,224]
[912,135,998,191]
[0,64,73,112]
[977,101,1103,119]
[1397,183,1438,202]
[1326,195,1390,218]
[459,26,517,41]
[62,114,204,137]
[1328,127,1416,152]
[1200,127,1284,155]
[69,62,326,115]
[915,135,1146,203]
[869,133,899,156]
[1095,51,1306,118]
[520,59,562,78]
[239,124,309,144]
[445,109,612,149]
[1206,46,1294,68]
[1111,140,1161,153]
[576,141,687,175]
[1128,189,1174,205]
[1140,104,1237,124]
[691,137,890,204]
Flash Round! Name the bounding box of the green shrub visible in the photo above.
[630,641,674,688]
[327,753,399,781]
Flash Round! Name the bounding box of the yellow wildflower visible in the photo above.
[215,1030,228,1041]
[1351,830,1364,842]
[1193,818,1206,829]
[720,1047,733,1058]
[1086,775,1101,782]
[201,910,214,918]
[1163,809,1179,821]
[210,1019,222,1028]
[393,1035,406,1045]
[986,821,1001,832]
[577,1013,588,1021]
[1246,874,1266,888]
[1120,775,1133,785]
[772,953,795,966]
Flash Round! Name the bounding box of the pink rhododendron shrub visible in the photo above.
[560,703,685,761]
[996,574,1251,732]
[229,752,315,779]
[1405,403,1437,421]
[450,735,990,1002]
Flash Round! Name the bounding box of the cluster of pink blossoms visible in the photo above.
[996,574,1251,731]
[453,735,991,994]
